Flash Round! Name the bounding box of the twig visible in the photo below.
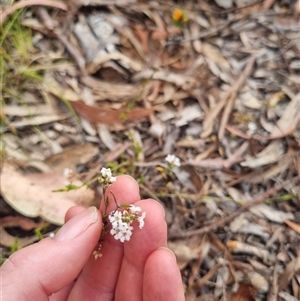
[225,120,299,141]
[0,0,68,24]
[34,7,86,73]
[218,55,257,139]
[139,184,162,202]
[75,0,136,5]
[169,179,298,239]
[262,0,276,11]
[132,69,196,91]
[57,33,86,73]
[188,141,249,170]
[166,17,237,45]
[201,55,256,138]
[267,260,279,301]
[134,143,249,170]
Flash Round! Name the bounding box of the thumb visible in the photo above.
[1,207,101,301]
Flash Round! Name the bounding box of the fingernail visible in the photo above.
[158,247,176,261]
[54,207,98,241]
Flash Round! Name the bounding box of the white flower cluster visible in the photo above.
[98,167,116,186]
[108,205,146,242]
[165,154,181,167]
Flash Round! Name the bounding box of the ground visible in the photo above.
[1,0,300,300]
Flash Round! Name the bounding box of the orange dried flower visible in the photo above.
[172,9,188,26]
[172,9,184,22]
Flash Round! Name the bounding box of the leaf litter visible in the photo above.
[1,0,300,299]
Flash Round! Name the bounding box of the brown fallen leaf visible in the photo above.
[0,216,44,230]
[168,241,199,269]
[0,216,45,248]
[0,162,95,225]
[70,101,153,125]
[284,219,300,234]
[44,143,99,173]
[0,227,38,248]
[231,283,255,301]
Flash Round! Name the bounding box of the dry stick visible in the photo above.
[134,142,247,170]
[35,7,86,73]
[225,120,299,141]
[0,0,68,23]
[201,55,256,138]
[188,141,249,170]
[0,110,17,134]
[169,179,297,239]
[218,55,257,139]
[75,0,136,5]
[267,261,279,301]
[57,34,86,73]
[166,17,237,45]
[262,0,277,11]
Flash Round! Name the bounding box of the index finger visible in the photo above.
[67,175,141,301]
[115,198,168,301]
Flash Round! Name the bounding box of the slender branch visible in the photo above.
[0,0,68,23]
[169,178,298,239]
[225,121,299,141]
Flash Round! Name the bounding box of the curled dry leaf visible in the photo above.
[97,124,116,151]
[0,216,44,247]
[241,93,300,168]
[249,204,294,223]
[132,69,196,90]
[247,271,269,294]
[278,255,300,291]
[0,227,38,248]
[168,241,199,269]
[0,216,44,230]
[214,0,233,9]
[229,214,270,239]
[175,104,202,127]
[214,266,230,297]
[173,165,203,193]
[227,240,274,262]
[0,162,95,225]
[278,291,299,301]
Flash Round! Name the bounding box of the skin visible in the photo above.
[1,175,185,301]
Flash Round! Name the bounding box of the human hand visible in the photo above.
[1,175,185,301]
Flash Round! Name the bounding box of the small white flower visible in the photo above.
[101,167,111,178]
[110,176,116,183]
[108,206,146,242]
[138,212,146,229]
[108,211,122,227]
[129,205,142,213]
[119,226,133,242]
[110,227,121,238]
[165,154,181,167]
[99,167,116,186]
[118,221,130,231]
